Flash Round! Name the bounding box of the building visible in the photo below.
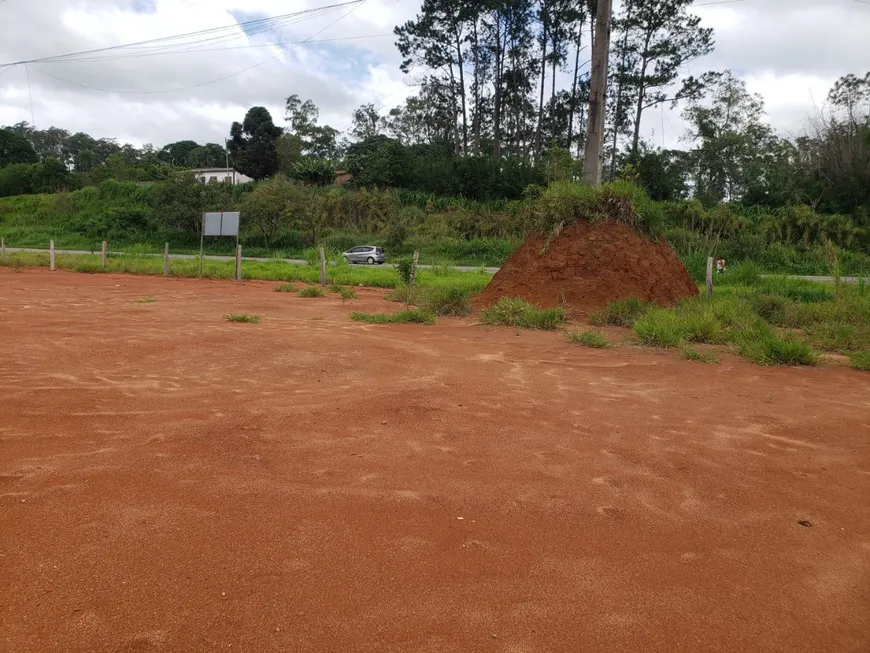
[188,168,254,185]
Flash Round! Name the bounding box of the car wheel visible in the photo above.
[367,257,375,264]
[377,261,384,265]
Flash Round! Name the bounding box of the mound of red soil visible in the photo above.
[475,221,698,314]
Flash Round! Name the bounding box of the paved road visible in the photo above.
[2,247,862,283]
[2,247,501,274]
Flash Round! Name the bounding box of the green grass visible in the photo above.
[847,350,870,371]
[632,308,689,348]
[350,309,436,325]
[273,283,297,292]
[590,297,650,327]
[567,329,609,348]
[135,296,156,303]
[422,287,471,316]
[736,331,818,366]
[481,297,566,330]
[680,346,719,363]
[225,313,260,324]
[298,286,326,298]
[339,287,357,301]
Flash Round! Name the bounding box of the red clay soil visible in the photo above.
[1,268,869,653]
[474,221,698,313]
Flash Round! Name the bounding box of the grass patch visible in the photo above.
[273,283,297,292]
[632,308,688,348]
[590,297,649,327]
[680,346,719,363]
[567,329,609,348]
[847,350,870,371]
[298,286,326,298]
[423,287,471,316]
[737,332,818,366]
[806,322,866,351]
[351,309,436,325]
[385,285,424,304]
[225,313,260,324]
[339,287,357,301]
[329,282,343,293]
[481,297,566,330]
[135,296,156,304]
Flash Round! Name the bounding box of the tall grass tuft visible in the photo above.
[225,313,260,323]
[423,287,471,316]
[298,286,326,298]
[847,350,870,371]
[632,308,688,347]
[589,297,650,327]
[567,329,609,348]
[737,332,818,366]
[481,298,566,330]
[351,309,435,325]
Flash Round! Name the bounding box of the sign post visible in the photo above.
[200,211,241,281]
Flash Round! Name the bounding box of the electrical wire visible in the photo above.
[0,0,362,68]
[28,0,371,95]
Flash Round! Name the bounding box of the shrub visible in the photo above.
[567,329,609,348]
[737,332,818,366]
[481,297,566,330]
[847,351,870,371]
[351,309,435,325]
[274,283,297,292]
[680,346,719,363]
[395,257,414,285]
[633,308,688,347]
[298,286,326,298]
[225,313,260,323]
[589,297,649,327]
[423,287,471,316]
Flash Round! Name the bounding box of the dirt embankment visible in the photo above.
[475,221,698,313]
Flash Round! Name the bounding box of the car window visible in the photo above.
[350,247,363,253]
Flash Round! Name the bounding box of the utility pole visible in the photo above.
[581,0,613,186]
[224,139,232,184]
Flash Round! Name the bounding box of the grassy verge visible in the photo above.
[0,251,492,292]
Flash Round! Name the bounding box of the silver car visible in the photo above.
[343,246,385,265]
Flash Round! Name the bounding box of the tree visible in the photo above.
[228,107,283,180]
[682,71,775,204]
[0,128,39,166]
[284,95,341,160]
[582,0,613,185]
[351,103,385,141]
[159,140,201,166]
[611,0,714,163]
[184,143,227,168]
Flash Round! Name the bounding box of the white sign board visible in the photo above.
[202,211,240,237]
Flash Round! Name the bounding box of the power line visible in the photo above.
[0,0,362,68]
[28,0,371,95]
[693,0,748,6]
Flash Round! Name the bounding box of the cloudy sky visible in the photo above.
[0,0,868,150]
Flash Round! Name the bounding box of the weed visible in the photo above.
[329,282,343,293]
[423,287,471,316]
[567,329,609,348]
[298,286,325,298]
[385,285,424,305]
[847,350,870,371]
[351,309,436,325]
[274,283,297,292]
[633,309,688,347]
[135,296,156,303]
[481,298,566,330]
[590,297,649,327]
[225,313,260,323]
[737,332,818,366]
[680,346,719,363]
[339,287,357,302]
[395,257,414,285]
[806,322,864,351]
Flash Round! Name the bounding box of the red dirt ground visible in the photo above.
[474,221,698,313]
[1,268,869,653]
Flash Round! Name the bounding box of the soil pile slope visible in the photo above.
[475,221,698,313]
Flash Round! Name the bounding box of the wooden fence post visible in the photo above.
[410,250,420,286]
[706,256,714,298]
[235,244,242,281]
[101,240,107,270]
[163,242,169,276]
[50,240,56,271]
[319,247,326,287]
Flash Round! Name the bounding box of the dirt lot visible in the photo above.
[1,269,868,653]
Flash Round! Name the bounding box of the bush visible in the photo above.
[423,287,471,316]
[568,329,609,348]
[481,297,566,330]
[847,351,870,371]
[298,286,325,298]
[351,309,435,324]
[633,308,688,347]
[589,297,650,327]
[395,257,414,285]
[737,332,818,366]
